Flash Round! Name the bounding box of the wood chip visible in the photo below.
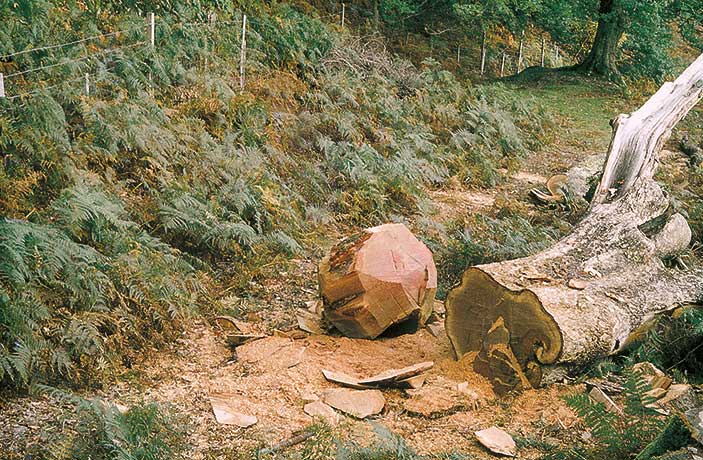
[457,381,480,399]
[297,309,325,335]
[300,390,319,402]
[114,403,129,414]
[273,329,307,339]
[650,374,673,390]
[225,334,266,347]
[644,387,668,401]
[633,361,665,376]
[305,299,323,314]
[214,315,241,333]
[633,361,670,388]
[323,362,432,389]
[210,394,257,427]
[304,400,340,426]
[658,384,692,406]
[426,322,444,338]
[287,346,306,368]
[358,361,434,386]
[475,426,516,457]
[321,369,369,389]
[567,278,588,290]
[322,388,385,419]
[589,386,622,413]
[396,374,426,389]
[433,299,446,315]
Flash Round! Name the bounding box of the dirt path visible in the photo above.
[429,78,625,217]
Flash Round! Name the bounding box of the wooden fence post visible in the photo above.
[149,12,155,48]
[500,52,506,77]
[0,73,5,98]
[341,3,345,27]
[554,44,559,63]
[518,30,524,72]
[480,30,487,75]
[240,13,247,93]
[84,73,90,95]
[541,35,546,67]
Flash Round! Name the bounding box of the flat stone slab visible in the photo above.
[322,388,385,419]
[304,400,340,426]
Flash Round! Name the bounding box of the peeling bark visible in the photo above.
[446,54,703,394]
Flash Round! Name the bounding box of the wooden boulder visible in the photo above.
[319,223,437,339]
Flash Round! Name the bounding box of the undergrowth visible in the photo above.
[0,1,553,388]
[430,214,560,296]
[547,368,695,460]
[266,422,473,460]
[29,387,187,460]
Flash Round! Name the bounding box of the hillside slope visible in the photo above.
[0,2,553,389]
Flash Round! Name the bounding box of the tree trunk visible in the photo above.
[577,0,626,77]
[445,54,703,395]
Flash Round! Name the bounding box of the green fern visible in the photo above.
[39,387,187,460]
[559,369,668,460]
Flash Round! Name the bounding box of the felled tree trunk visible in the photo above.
[446,54,703,395]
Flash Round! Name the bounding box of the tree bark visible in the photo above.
[446,54,703,395]
[577,0,626,77]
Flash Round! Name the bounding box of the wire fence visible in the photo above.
[0,26,142,61]
[0,12,246,100]
[0,6,566,102]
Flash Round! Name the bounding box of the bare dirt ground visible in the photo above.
[0,81,635,459]
[116,312,582,459]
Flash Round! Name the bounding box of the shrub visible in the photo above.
[40,389,187,460]
[431,215,559,296]
[548,369,688,460]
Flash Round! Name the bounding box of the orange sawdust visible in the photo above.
[101,319,581,459]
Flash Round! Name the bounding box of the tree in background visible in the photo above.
[538,0,703,80]
[369,0,701,81]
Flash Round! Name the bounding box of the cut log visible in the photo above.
[446,54,703,394]
[319,223,437,339]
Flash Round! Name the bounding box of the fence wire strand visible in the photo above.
[6,41,146,80]
[0,26,146,61]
